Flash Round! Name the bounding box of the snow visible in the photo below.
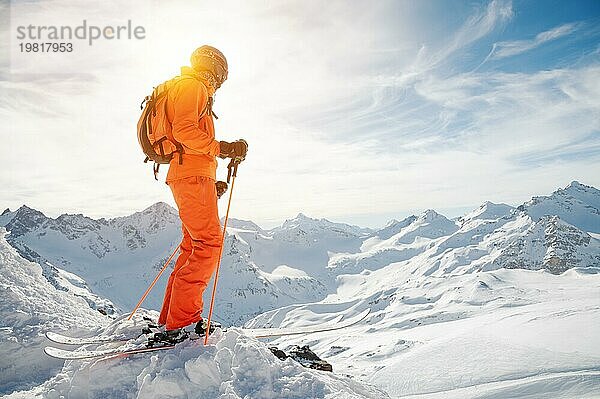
[4,313,388,399]
[7,180,595,326]
[1,181,600,398]
[391,209,459,245]
[0,204,365,326]
[258,268,600,399]
[521,181,600,233]
[270,265,311,278]
[459,201,514,225]
[0,228,108,393]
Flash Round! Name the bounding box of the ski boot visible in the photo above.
[141,316,165,335]
[194,319,223,336]
[147,328,189,347]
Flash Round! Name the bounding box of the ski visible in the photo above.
[44,332,210,360]
[44,342,178,360]
[45,318,164,345]
[46,309,368,346]
[45,331,136,346]
[243,308,370,338]
[46,327,208,346]
[44,309,371,359]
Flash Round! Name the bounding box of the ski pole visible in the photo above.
[127,245,178,320]
[204,158,240,344]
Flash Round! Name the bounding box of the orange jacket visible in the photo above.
[165,66,221,183]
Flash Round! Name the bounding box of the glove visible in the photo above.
[215,181,228,199]
[219,139,248,160]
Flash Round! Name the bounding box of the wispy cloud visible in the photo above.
[1,0,599,228]
[491,22,580,59]
[422,0,513,70]
[387,0,513,87]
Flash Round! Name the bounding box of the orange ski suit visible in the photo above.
[158,66,223,330]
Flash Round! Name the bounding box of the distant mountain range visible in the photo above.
[1,181,598,326]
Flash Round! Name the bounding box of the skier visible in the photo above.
[155,45,248,343]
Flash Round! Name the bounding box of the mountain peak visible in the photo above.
[564,180,600,196]
[384,218,400,228]
[374,215,417,240]
[1,208,10,216]
[387,209,458,245]
[4,205,49,238]
[461,201,514,224]
[418,209,444,221]
[143,202,175,213]
[295,212,313,221]
[520,182,600,233]
[413,209,456,229]
[16,204,45,215]
[281,213,319,228]
[566,180,588,190]
[111,202,179,236]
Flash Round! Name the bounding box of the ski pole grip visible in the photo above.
[226,158,240,183]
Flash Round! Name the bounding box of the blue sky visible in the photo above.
[1,0,599,228]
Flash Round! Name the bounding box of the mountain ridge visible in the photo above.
[1,181,598,325]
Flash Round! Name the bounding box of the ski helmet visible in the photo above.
[190,45,228,89]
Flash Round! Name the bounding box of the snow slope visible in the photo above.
[241,182,600,398]
[209,232,328,325]
[0,228,109,393]
[0,228,385,398]
[249,267,600,399]
[329,210,460,275]
[4,313,389,399]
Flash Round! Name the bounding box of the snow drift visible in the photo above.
[5,313,388,399]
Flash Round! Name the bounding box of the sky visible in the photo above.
[1,0,599,228]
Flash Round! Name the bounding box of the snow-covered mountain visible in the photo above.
[210,231,328,325]
[229,213,371,277]
[330,210,461,275]
[518,181,600,233]
[253,266,600,398]
[0,228,108,393]
[242,182,600,398]
[1,181,599,398]
[0,202,182,315]
[0,204,340,326]
[330,182,599,278]
[1,181,598,324]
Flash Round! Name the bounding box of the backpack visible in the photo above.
[137,75,213,180]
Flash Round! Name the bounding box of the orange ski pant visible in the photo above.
[159,176,222,330]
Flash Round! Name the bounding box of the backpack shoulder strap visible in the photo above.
[170,74,215,119]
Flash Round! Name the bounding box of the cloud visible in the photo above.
[491,22,580,59]
[423,0,513,70]
[414,65,600,159]
[1,0,598,228]
[292,0,514,144]
[388,0,513,81]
